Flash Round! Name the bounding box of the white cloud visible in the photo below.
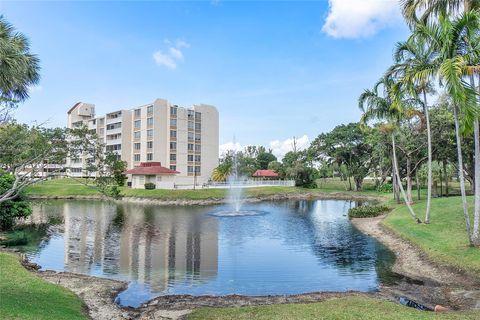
[322,0,400,39]
[219,141,243,155]
[269,135,310,160]
[153,39,190,69]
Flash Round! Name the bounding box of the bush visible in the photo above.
[348,205,390,219]
[144,182,156,190]
[0,173,32,231]
[377,183,393,193]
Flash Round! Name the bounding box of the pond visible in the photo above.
[24,199,395,308]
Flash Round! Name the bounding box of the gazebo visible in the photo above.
[252,169,279,180]
[126,162,179,189]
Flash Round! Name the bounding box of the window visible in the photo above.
[134,131,141,139]
[147,117,153,126]
[107,133,121,140]
[195,112,201,120]
[134,109,141,117]
[170,130,177,138]
[170,106,177,115]
[195,155,201,162]
[147,105,153,114]
[134,120,141,129]
[188,154,194,162]
[147,141,153,149]
[147,129,153,138]
[195,166,201,174]
[107,111,121,119]
[188,121,194,129]
[170,154,177,161]
[91,119,96,125]
[188,132,194,141]
[147,153,153,161]
[106,144,121,151]
[170,165,176,171]
[106,122,121,130]
[170,142,176,150]
[188,143,194,151]
[170,118,177,126]
[134,154,140,162]
[99,128,105,135]
[134,143,141,150]
[187,110,194,119]
[99,118,105,125]
[195,144,201,152]
[188,166,194,173]
[71,168,83,173]
[195,122,201,130]
[195,133,201,141]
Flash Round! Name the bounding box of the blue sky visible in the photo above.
[2,0,409,158]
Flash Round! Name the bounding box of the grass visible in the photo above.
[384,196,480,275]
[187,296,480,320]
[26,178,383,200]
[0,252,87,320]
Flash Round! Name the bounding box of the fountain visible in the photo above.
[209,139,266,217]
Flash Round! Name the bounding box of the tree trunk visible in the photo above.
[406,158,413,204]
[453,104,473,246]
[392,156,400,203]
[392,134,420,223]
[416,170,421,200]
[473,117,480,245]
[423,90,433,224]
[444,160,449,197]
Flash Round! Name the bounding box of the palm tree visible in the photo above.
[390,36,436,223]
[0,16,40,122]
[359,77,422,223]
[400,0,480,26]
[211,162,232,182]
[411,12,480,246]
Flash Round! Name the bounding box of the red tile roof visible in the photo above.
[125,162,179,175]
[252,169,278,177]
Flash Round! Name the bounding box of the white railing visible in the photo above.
[207,180,295,189]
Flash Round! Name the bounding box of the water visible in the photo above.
[226,142,244,213]
[24,199,395,308]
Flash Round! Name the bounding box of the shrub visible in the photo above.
[0,173,32,231]
[377,183,393,193]
[348,205,390,219]
[144,182,156,190]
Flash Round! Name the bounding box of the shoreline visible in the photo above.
[9,195,480,319]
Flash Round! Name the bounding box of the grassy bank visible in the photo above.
[384,196,480,275]
[0,252,87,320]
[187,296,480,320]
[26,178,383,200]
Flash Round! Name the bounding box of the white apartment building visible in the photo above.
[66,98,219,188]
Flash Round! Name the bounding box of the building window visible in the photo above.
[70,168,83,173]
[195,133,201,141]
[147,105,153,114]
[195,166,201,174]
[195,144,201,152]
[99,128,105,135]
[170,130,176,138]
[134,120,141,129]
[99,118,105,125]
[134,131,141,139]
[170,118,177,126]
[188,166,193,173]
[170,106,177,116]
[188,154,194,162]
[107,133,121,140]
[147,141,153,149]
[195,112,201,120]
[147,153,153,161]
[170,142,176,150]
[195,122,201,130]
[170,165,176,171]
[188,121,194,130]
[188,132,194,141]
[195,155,201,162]
[188,143,194,151]
[134,109,141,117]
[187,110,194,119]
[147,117,153,126]
[170,154,176,161]
[106,122,121,130]
[106,144,121,151]
[147,129,153,138]
[134,154,140,162]
[134,143,141,150]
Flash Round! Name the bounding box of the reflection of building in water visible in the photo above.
[59,202,218,293]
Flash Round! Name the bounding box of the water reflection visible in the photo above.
[27,199,395,308]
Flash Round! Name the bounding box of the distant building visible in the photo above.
[252,170,279,179]
[66,99,219,188]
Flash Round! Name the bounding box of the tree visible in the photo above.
[0,16,40,123]
[212,162,232,182]
[0,172,31,230]
[256,150,277,170]
[286,163,318,188]
[309,123,373,191]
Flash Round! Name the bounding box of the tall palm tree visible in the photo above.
[0,16,40,122]
[401,0,480,26]
[390,37,436,223]
[359,77,422,223]
[412,12,480,246]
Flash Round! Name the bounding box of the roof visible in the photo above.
[252,170,279,177]
[67,102,82,114]
[125,162,179,175]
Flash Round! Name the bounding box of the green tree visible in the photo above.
[0,172,31,230]
[256,150,277,170]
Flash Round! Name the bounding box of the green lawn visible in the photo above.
[384,196,480,275]
[187,296,480,320]
[0,252,87,320]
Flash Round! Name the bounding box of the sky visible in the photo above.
[1,0,409,159]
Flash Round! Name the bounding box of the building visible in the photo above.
[252,169,279,179]
[66,98,219,188]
